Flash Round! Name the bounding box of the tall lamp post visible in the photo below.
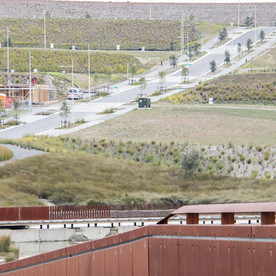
[29,51,33,110]
[44,10,47,49]
[88,45,91,100]
[60,60,75,123]
[7,26,10,85]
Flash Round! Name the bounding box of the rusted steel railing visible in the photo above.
[0,205,110,221]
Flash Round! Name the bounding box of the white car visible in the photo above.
[68,88,83,100]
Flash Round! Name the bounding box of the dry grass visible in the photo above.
[72,104,276,146]
[0,145,13,161]
[1,152,276,207]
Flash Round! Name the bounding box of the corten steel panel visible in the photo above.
[118,225,148,242]
[261,212,275,225]
[192,225,215,237]
[178,238,195,276]
[20,206,49,220]
[212,240,232,276]
[103,235,119,247]
[55,259,67,276]
[133,238,148,276]
[149,238,164,276]
[0,207,19,221]
[79,252,92,276]
[221,213,235,225]
[251,225,276,238]
[67,256,79,276]
[22,267,34,276]
[239,241,255,276]
[214,225,252,238]
[162,238,179,276]
[44,259,57,276]
[118,243,133,275]
[253,241,275,276]
[32,263,45,276]
[186,213,199,224]
[194,239,213,276]
[227,240,241,276]
[91,250,105,276]
[104,247,119,276]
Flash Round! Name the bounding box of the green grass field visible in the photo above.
[0,152,276,207]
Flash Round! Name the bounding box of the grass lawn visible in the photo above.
[72,104,276,146]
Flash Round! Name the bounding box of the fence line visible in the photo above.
[0,205,110,221]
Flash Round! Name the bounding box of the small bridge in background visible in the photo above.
[1,202,276,276]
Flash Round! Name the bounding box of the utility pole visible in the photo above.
[127,62,129,79]
[7,26,9,85]
[88,45,91,100]
[44,10,47,49]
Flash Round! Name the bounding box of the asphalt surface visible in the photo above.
[0,144,47,166]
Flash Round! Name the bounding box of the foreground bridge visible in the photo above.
[1,202,276,276]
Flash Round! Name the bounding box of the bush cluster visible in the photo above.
[168,73,276,105]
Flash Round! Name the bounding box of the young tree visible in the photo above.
[130,65,137,84]
[246,38,253,51]
[237,43,242,56]
[210,59,217,73]
[158,71,166,91]
[259,30,265,41]
[193,43,200,56]
[169,55,177,69]
[218,28,228,42]
[224,50,231,64]
[244,16,253,28]
[60,101,71,127]
[138,77,147,97]
[13,97,20,120]
[181,65,189,83]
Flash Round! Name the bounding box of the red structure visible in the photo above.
[0,203,276,276]
[0,205,110,222]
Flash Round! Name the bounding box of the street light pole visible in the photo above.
[7,26,9,85]
[149,0,152,20]
[44,10,47,49]
[88,44,91,100]
[29,51,33,110]
[181,14,184,64]
[238,0,240,29]
[254,4,257,43]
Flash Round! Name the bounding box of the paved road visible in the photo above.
[0,27,275,139]
[0,144,47,166]
[172,27,275,77]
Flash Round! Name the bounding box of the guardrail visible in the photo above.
[0,205,110,221]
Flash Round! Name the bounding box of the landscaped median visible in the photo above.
[0,145,13,162]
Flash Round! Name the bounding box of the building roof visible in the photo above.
[172,202,276,214]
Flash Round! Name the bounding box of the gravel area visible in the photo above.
[0,144,47,166]
[0,1,275,26]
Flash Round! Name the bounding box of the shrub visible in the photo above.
[181,150,200,177]
[0,236,11,252]
[264,151,270,161]
[251,170,258,179]
[265,171,271,180]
